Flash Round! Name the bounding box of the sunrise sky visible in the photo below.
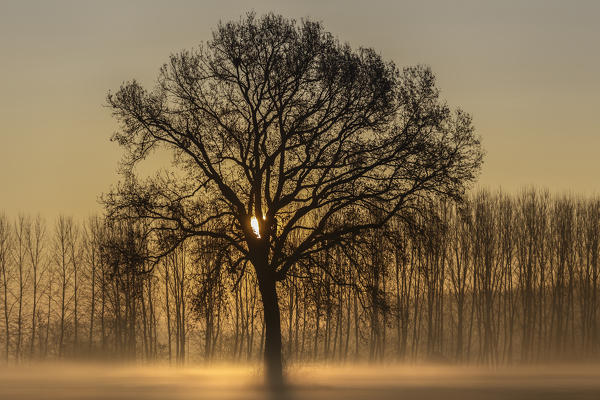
[1,0,599,219]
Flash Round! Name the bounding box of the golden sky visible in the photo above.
[1,0,599,219]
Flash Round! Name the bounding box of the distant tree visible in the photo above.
[99,218,150,359]
[13,215,29,362]
[0,214,12,362]
[27,215,46,359]
[54,216,74,358]
[104,13,482,384]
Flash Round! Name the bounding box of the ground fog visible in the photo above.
[1,362,599,400]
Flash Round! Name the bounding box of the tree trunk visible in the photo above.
[256,269,283,386]
[164,261,172,364]
[2,257,9,362]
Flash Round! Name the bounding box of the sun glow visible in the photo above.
[250,216,260,238]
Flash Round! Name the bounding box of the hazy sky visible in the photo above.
[1,0,599,219]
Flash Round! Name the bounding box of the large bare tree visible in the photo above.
[104,13,483,384]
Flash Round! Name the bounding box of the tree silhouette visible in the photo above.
[104,12,483,384]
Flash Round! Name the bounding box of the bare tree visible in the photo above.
[54,216,75,358]
[0,214,12,362]
[83,216,103,354]
[27,216,46,359]
[13,215,30,362]
[104,13,482,384]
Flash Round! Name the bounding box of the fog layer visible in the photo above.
[1,363,599,400]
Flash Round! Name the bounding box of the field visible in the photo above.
[1,363,599,400]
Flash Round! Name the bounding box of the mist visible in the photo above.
[1,362,600,399]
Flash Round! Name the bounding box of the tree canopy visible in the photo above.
[105,13,483,276]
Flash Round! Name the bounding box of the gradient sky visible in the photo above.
[1,0,599,220]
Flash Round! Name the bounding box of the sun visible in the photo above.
[250,216,260,238]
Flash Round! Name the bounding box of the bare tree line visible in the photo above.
[0,188,598,365]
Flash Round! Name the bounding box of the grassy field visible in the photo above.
[0,362,599,400]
